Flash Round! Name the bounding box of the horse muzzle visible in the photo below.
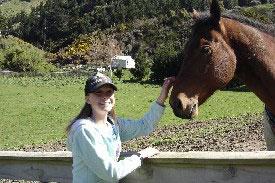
[171,97,198,119]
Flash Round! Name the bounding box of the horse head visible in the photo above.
[169,0,237,119]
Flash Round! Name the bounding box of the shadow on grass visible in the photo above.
[122,78,251,91]
[222,85,250,92]
[122,78,161,86]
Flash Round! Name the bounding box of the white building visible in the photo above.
[111,55,135,69]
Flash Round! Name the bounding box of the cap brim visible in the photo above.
[91,83,117,93]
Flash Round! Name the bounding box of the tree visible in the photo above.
[114,65,123,80]
[150,43,183,83]
[238,0,250,6]
[130,49,151,80]
[260,0,270,3]
[224,0,238,9]
[0,12,9,36]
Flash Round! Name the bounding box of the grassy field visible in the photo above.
[0,0,45,18]
[0,75,264,150]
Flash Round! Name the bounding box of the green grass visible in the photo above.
[0,0,45,18]
[0,75,264,150]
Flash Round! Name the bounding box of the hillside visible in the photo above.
[0,0,275,81]
[53,16,191,67]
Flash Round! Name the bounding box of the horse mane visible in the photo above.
[193,12,275,37]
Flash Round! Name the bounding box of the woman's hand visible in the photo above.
[156,77,176,106]
[138,147,159,159]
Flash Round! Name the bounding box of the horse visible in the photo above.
[169,0,275,150]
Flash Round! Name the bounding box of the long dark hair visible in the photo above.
[66,102,117,133]
[66,78,94,133]
[66,102,92,133]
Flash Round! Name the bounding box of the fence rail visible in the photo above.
[1,151,275,183]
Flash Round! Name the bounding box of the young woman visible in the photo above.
[66,72,175,183]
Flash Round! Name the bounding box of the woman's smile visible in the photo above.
[99,101,112,107]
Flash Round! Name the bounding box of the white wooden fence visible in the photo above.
[1,151,275,183]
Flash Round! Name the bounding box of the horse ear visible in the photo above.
[210,0,221,26]
[192,8,200,20]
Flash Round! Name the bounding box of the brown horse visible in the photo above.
[169,0,275,150]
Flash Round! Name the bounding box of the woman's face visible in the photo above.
[86,85,115,114]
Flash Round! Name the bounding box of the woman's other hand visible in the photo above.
[138,147,159,159]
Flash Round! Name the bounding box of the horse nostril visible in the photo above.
[175,98,183,114]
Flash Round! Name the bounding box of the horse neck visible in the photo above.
[223,19,275,114]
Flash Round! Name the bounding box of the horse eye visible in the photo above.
[201,45,212,56]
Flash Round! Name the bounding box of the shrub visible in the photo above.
[0,12,9,36]
[150,43,183,83]
[130,49,151,80]
[241,6,273,24]
[0,36,57,73]
[224,0,238,9]
[242,3,275,24]
[55,31,123,66]
[114,65,123,80]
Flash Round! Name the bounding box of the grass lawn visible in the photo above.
[0,75,264,150]
[0,0,45,18]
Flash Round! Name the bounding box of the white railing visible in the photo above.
[1,151,275,183]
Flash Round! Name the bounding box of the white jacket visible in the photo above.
[66,102,165,183]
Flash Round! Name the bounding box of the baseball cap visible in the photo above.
[85,72,117,95]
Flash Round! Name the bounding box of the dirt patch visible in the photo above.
[122,113,266,152]
[12,113,266,152]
